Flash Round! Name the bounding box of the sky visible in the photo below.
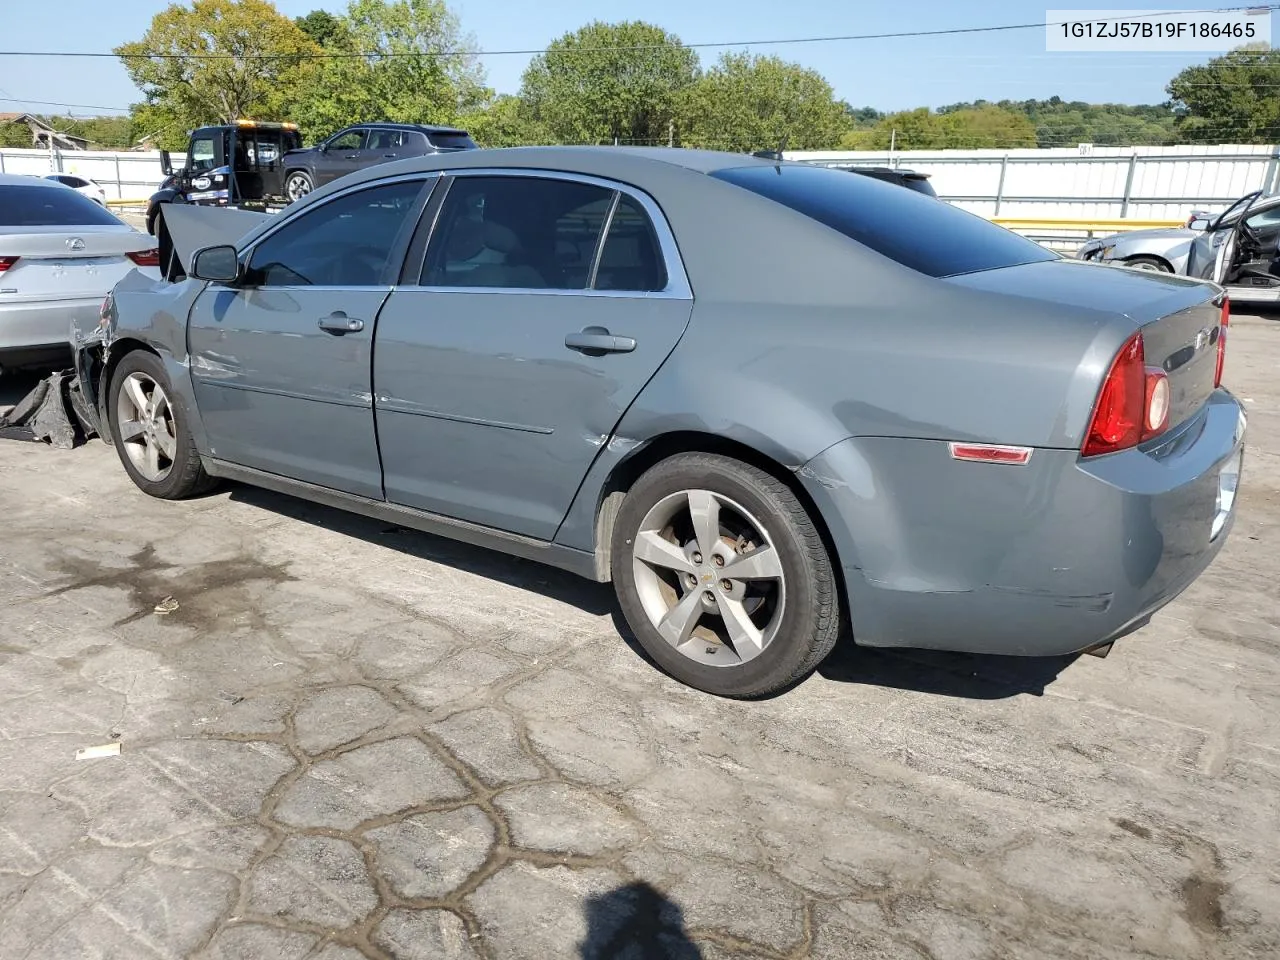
[0,1,1262,118]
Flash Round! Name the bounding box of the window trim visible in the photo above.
[235,173,438,290]
[403,167,692,300]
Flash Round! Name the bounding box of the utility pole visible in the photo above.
[668,119,674,148]
[889,127,896,160]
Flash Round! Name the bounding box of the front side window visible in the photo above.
[1244,204,1280,232]
[328,129,366,152]
[245,179,425,287]
[421,176,614,290]
[189,137,216,172]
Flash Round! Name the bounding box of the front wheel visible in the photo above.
[1123,255,1173,273]
[611,453,842,698]
[108,350,215,499]
[285,171,313,202]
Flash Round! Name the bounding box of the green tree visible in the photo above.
[460,93,545,147]
[839,105,1035,149]
[678,52,850,153]
[296,9,342,47]
[293,0,488,141]
[0,120,33,149]
[1167,46,1280,142]
[519,21,699,145]
[115,0,320,134]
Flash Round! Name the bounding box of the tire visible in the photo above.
[1123,255,1173,273]
[611,453,841,698]
[285,171,313,202]
[108,350,215,500]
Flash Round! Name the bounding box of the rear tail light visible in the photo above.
[1081,331,1170,457]
[0,256,17,273]
[1214,296,1229,388]
[127,248,161,267]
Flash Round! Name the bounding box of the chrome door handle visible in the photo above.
[565,326,636,354]
[318,312,364,334]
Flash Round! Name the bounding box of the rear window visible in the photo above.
[429,131,477,151]
[710,163,1055,278]
[0,185,121,227]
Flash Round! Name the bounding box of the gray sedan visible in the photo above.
[76,147,1246,698]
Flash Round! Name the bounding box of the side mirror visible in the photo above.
[159,149,173,177]
[191,245,241,284]
[1189,218,1210,232]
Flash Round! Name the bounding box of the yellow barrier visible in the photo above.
[106,199,149,207]
[991,217,1184,232]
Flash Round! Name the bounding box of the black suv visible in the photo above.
[281,122,478,201]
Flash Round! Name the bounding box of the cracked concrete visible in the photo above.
[1,314,1279,959]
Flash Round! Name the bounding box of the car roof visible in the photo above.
[354,122,471,135]
[333,146,779,190]
[0,173,64,188]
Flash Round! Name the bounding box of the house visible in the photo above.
[0,113,91,150]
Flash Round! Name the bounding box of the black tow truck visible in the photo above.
[144,120,304,235]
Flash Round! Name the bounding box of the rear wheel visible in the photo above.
[611,453,841,698]
[285,171,313,202]
[1123,255,1173,273]
[108,351,214,500]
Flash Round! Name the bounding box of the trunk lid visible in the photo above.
[947,257,1224,437]
[0,226,155,302]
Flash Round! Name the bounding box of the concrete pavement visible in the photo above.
[1,316,1278,959]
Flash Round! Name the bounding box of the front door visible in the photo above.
[374,173,693,540]
[314,128,369,186]
[188,176,431,498]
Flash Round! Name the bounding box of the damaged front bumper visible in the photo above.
[0,313,110,448]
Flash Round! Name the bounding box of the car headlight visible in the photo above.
[1099,244,1115,259]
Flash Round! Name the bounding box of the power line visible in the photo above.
[0,5,1275,59]
[0,96,131,112]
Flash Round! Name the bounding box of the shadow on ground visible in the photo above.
[0,372,42,414]
[230,483,1075,701]
[580,882,703,960]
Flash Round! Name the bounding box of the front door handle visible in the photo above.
[318,312,364,335]
[382,153,397,159]
[344,153,360,159]
[565,326,636,354]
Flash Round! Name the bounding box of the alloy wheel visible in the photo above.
[116,372,177,483]
[630,489,786,667]
[286,175,311,201]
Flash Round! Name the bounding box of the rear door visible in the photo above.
[187,176,432,498]
[373,171,694,539]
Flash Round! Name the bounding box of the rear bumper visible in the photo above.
[0,297,103,353]
[799,390,1247,656]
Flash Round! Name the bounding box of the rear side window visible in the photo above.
[0,185,120,226]
[595,196,667,292]
[711,163,1055,278]
[429,131,477,151]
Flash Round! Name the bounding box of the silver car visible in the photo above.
[0,174,160,373]
[75,148,1246,698]
[1078,190,1280,302]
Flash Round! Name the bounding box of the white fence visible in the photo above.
[786,144,1280,222]
[0,147,176,203]
[3,142,1278,224]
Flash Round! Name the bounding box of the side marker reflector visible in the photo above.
[949,442,1033,465]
